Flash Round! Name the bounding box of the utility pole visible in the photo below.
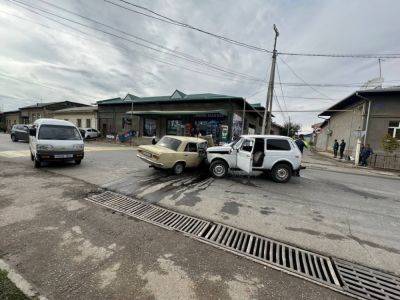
[262,24,279,134]
[378,58,382,79]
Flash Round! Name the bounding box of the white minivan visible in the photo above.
[206,135,302,183]
[29,119,84,168]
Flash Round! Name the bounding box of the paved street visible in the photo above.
[0,132,399,298]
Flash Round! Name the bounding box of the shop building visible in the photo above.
[3,110,21,132]
[53,106,98,129]
[97,90,277,144]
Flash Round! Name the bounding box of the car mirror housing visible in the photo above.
[29,128,36,136]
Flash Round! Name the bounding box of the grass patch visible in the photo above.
[0,269,29,300]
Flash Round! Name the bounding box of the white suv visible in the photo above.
[206,135,302,183]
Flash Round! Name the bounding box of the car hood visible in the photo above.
[138,144,176,155]
[37,139,84,151]
[207,146,232,154]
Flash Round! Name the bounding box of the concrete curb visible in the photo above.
[0,259,48,300]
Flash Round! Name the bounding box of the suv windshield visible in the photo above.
[157,136,181,151]
[38,125,81,140]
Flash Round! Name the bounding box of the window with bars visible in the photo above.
[388,121,400,140]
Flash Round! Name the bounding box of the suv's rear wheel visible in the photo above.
[210,160,228,178]
[271,163,291,183]
[172,162,185,175]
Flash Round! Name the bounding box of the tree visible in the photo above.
[280,122,301,137]
[381,134,399,153]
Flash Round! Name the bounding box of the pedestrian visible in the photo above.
[339,139,346,159]
[333,139,339,158]
[360,144,373,167]
[295,134,306,154]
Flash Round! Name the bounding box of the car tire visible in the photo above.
[11,134,17,142]
[210,160,228,178]
[34,158,41,168]
[271,163,292,183]
[172,162,185,175]
[75,159,81,165]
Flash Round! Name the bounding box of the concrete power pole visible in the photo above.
[261,24,279,135]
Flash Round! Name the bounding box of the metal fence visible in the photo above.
[368,153,400,170]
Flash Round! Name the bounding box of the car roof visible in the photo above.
[163,135,207,143]
[241,134,292,139]
[34,118,76,127]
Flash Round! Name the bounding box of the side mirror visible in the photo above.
[29,128,36,137]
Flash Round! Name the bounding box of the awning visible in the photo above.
[125,109,227,116]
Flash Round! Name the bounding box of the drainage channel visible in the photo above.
[86,191,400,300]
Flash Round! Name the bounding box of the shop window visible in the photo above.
[77,119,82,128]
[167,119,182,135]
[144,118,156,137]
[86,119,91,128]
[388,121,400,139]
[184,143,197,152]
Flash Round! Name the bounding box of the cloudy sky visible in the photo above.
[1,0,400,130]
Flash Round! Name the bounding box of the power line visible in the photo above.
[106,0,272,53]
[275,61,288,117]
[278,56,334,100]
[107,0,400,59]
[11,0,265,83]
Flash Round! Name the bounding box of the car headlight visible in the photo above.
[73,144,84,150]
[37,144,54,151]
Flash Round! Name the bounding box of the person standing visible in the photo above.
[333,139,339,158]
[295,134,306,154]
[360,144,373,166]
[339,139,346,159]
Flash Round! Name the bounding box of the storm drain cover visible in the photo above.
[86,191,400,300]
[335,258,400,300]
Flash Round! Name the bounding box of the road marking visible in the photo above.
[0,147,132,158]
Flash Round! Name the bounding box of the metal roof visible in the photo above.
[53,106,97,114]
[126,109,227,116]
[319,87,400,116]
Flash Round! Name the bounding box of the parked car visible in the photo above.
[137,135,210,175]
[10,124,30,142]
[29,119,84,168]
[80,128,101,139]
[206,135,302,183]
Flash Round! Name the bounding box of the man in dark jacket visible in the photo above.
[339,139,346,159]
[333,139,339,158]
[295,134,306,154]
[360,144,373,166]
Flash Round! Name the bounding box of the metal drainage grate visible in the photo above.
[87,191,209,236]
[335,259,400,300]
[197,223,341,288]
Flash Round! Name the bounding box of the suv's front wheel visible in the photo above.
[210,160,228,178]
[271,163,292,183]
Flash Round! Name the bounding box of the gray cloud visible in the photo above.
[1,0,400,131]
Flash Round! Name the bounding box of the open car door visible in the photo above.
[237,138,254,173]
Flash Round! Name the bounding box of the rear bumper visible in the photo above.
[137,154,165,168]
[37,151,84,161]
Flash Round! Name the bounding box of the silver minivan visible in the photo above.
[29,119,84,168]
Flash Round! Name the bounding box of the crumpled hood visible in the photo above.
[207,145,232,153]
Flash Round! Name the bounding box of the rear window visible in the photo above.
[38,125,81,140]
[266,139,291,151]
[157,136,181,151]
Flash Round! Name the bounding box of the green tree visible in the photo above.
[280,122,301,137]
[381,134,399,153]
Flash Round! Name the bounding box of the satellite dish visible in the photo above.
[361,77,383,90]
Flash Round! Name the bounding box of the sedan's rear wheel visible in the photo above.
[172,162,185,175]
[210,160,228,178]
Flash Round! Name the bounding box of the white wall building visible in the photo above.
[53,106,98,129]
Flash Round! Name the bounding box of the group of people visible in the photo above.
[333,139,346,159]
[333,139,373,166]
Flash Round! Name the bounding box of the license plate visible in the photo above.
[54,154,73,158]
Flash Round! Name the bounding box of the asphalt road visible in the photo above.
[1,133,399,278]
[0,140,351,299]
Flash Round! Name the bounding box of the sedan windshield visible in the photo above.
[38,125,82,140]
[157,136,181,151]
